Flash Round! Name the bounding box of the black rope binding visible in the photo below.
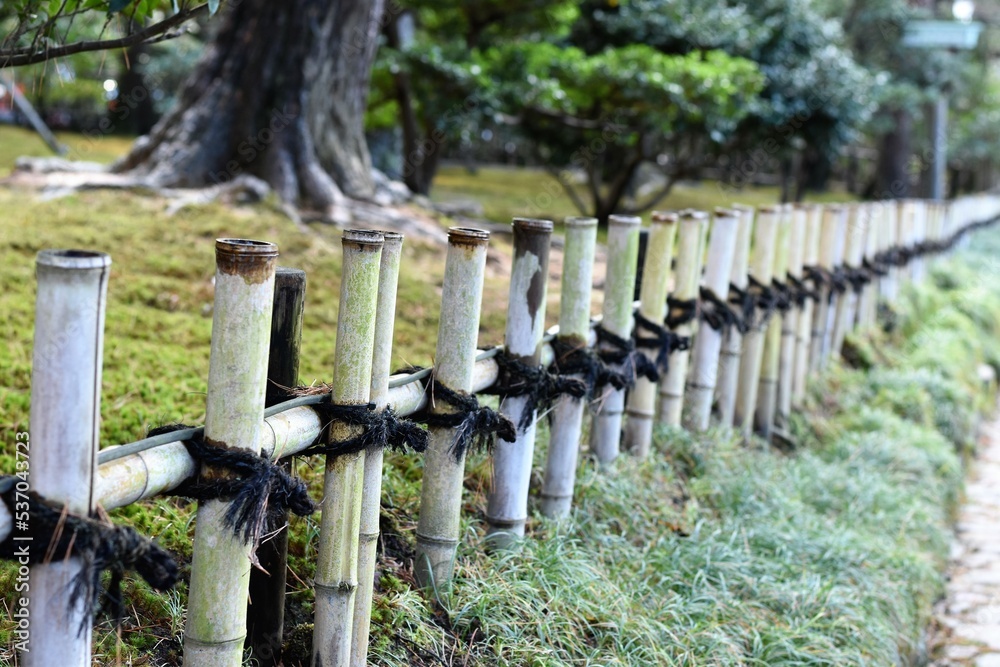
[301,400,429,458]
[665,296,698,330]
[148,424,316,549]
[698,286,746,333]
[410,377,516,461]
[548,337,626,398]
[594,324,660,385]
[727,283,755,334]
[0,476,179,633]
[481,351,587,430]
[634,311,691,377]
[785,274,820,307]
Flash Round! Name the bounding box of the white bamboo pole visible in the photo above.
[792,205,822,405]
[809,206,845,371]
[540,217,598,519]
[857,202,883,330]
[880,201,899,303]
[753,207,792,439]
[22,249,110,667]
[624,211,678,456]
[716,205,754,425]
[351,231,403,667]
[911,200,928,283]
[486,218,553,545]
[591,214,641,468]
[683,208,740,431]
[184,239,278,667]
[777,205,806,428]
[733,206,779,438]
[312,230,384,667]
[820,208,848,368]
[830,204,868,356]
[415,228,491,592]
[898,200,915,289]
[657,210,707,426]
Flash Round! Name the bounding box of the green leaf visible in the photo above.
[107,0,132,13]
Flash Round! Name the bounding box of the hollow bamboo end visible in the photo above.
[564,216,598,228]
[714,207,739,220]
[651,210,679,224]
[680,209,709,220]
[36,248,112,270]
[215,239,279,281]
[608,214,642,227]
[342,229,385,250]
[513,217,554,233]
[448,227,491,247]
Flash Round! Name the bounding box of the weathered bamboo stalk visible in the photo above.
[415,228,491,592]
[910,200,928,283]
[657,210,707,426]
[777,206,806,428]
[880,200,899,303]
[683,208,740,431]
[540,217,598,519]
[809,206,844,372]
[624,211,678,455]
[591,214,641,467]
[351,232,403,667]
[820,207,848,368]
[248,268,306,667]
[753,207,792,439]
[486,218,553,545]
[22,249,110,667]
[716,205,754,425]
[312,230,384,667]
[184,239,278,667]
[855,203,881,330]
[830,204,867,356]
[733,206,779,438]
[792,205,822,405]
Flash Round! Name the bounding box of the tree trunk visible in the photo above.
[873,107,911,199]
[115,0,383,215]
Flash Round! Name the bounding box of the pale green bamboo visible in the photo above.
[777,205,806,427]
[624,211,678,455]
[184,239,278,667]
[753,207,792,439]
[792,205,822,405]
[716,205,754,425]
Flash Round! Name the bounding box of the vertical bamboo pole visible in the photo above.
[540,217,598,519]
[683,208,740,431]
[819,208,848,368]
[312,230,384,667]
[881,200,899,303]
[184,239,278,667]
[809,206,843,372]
[247,268,306,667]
[897,200,914,289]
[733,206,779,438]
[753,207,792,439]
[591,214,641,467]
[23,250,110,667]
[415,228,490,591]
[793,205,822,405]
[657,210,707,426]
[486,218,553,546]
[776,206,806,428]
[716,205,754,425]
[350,232,403,667]
[624,211,678,455]
[830,204,867,355]
[857,202,883,330]
[911,200,928,283]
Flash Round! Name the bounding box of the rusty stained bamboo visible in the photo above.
[624,211,678,456]
[733,206,780,439]
[657,210,708,427]
[312,231,384,667]
[716,205,754,426]
[414,228,491,592]
[590,214,641,467]
[351,232,404,667]
[486,218,553,545]
[540,217,598,518]
[753,206,792,439]
[22,249,110,667]
[683,208,740,432]
[184,239,278,667]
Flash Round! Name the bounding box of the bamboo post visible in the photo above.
[733,206,779,438]
[857,202,883,330]
[184,239,278,667]
[753,207,792,439]
[590,214,641,468]
[247,268,306,666]
[312,230,384,667]
[716,205,754,425]
[819,208,848,368]
[880,201,899,303]
[22,250,110,667]
[351,232,403,667]
[911,200,928,283]
[776,206,806,428]
[683,208,740,431]
[809,206,844,372]
[540,217,598,519]
[657,210,707,427]
[897,200,913,290]
[792,205,822,405]
[624,211,678,455]
[415,228,491,592]
[830,204,867,355]
[486,218,553,546]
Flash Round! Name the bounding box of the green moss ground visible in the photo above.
[0,128,995,665]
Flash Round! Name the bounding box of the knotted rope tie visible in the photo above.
[547,336,625,398]
[862,257,889,278]
[594,324,660,385]
[746,275,781,326]
[410,377,516,461]
[481,351,587,430]
[698,286,746,333]
[727,283,755,334]
[665,296,698,330]
[770,278,794,313]
[300,400,428,458]
[845,266,872,293]
[785,274,820,307]
[0,476,179,633]
[634,311,691,376]
[148,424,316,551]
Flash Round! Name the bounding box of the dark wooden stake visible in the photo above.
[246,267,306,666]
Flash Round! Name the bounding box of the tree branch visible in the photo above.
[538,159,589,216]
[0,3,210,68]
